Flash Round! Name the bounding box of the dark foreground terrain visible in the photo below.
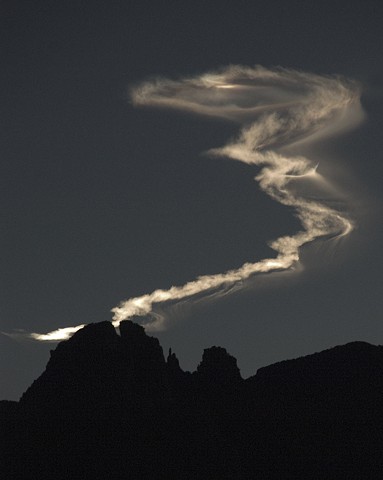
[1,320,383,479]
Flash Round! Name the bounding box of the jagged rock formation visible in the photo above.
[196,346,242,385]
[20,321,171,410]
[2,321,383,479]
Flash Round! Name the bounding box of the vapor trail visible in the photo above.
[28,66,362,340]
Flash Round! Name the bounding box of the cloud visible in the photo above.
[25,65,364,339]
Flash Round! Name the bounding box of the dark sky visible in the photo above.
[1,0,383,400]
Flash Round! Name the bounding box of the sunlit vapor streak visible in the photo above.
[27,65,363,340]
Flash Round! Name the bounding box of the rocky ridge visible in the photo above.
[2,321,383,479]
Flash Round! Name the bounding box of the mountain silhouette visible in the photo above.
[1,321,383,479]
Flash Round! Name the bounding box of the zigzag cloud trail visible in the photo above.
[28,66,362,340]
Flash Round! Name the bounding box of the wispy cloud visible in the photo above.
[25,65,363,339]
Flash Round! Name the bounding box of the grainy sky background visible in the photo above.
[1,0,383,399]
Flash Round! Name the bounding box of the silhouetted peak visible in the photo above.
[66,321,118,346]
[167,347,182,371]
[252,341,383,398]
[45,321,120,370]
[119,320,165,367]
[19,320,169,407]
[196,346,242,385]
[331,341,379,352]
[256,341,383,378]
[119,319,146,339]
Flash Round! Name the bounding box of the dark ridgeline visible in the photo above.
[1,322,383,479]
